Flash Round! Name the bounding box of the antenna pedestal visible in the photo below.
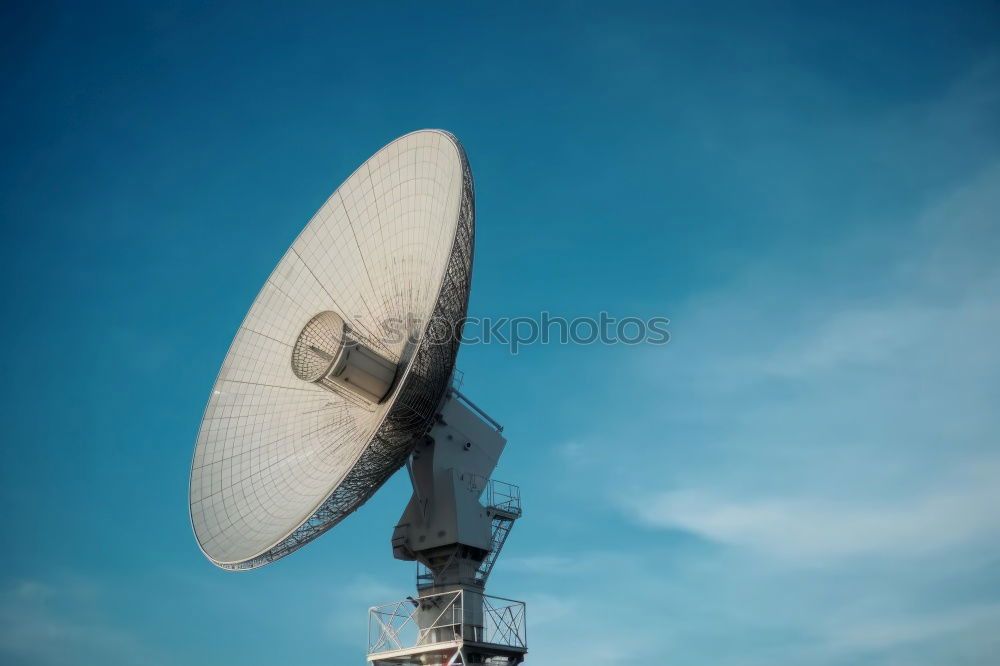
[368,390,527,665]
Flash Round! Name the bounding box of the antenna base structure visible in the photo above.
[187,131,530,663]
[367,387,527,666]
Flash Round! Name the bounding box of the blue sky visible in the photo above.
[2,2,999,664]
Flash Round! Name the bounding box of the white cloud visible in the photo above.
[619,164,1000,567]
[551,108,1000,664]
[341,574,400,605]
[822,603,1000,654]
[629,463,1000,563]
[325,574,401,645]
[520,592,575,626]
[502,554,578,573]
[0,578,162,666]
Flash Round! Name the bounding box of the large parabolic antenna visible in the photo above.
[190,130,527,665]
[190,130,472,569]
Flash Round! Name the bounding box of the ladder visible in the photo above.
[476,505,519,584]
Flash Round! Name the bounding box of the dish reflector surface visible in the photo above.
[189,130,474,569]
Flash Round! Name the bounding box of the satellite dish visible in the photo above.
[189,130,473,570]
[189,130,528,665]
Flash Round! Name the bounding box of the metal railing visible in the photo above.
[467,475,521,517]
[368,589,526,656]
[482,593,527,648]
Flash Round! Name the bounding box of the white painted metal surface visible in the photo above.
[189,130,473,569]
[368,589,526,666]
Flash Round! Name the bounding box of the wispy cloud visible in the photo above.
[628,460,1000,563]
[0,578,162,666]
[325,573,405,647]
[822,603,1000,654]
[545,82,1000,664]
